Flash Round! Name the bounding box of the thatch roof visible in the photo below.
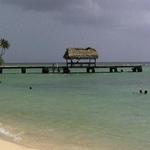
[63,47,98,59]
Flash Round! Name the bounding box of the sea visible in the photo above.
[0,62,150,150]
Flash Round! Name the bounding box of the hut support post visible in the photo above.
[66,59,69,67]
[71,59,73,67]
[88,59,91,67]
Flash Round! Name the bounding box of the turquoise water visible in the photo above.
[0,67,150,149]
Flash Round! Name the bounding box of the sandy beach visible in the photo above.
[0,139,37,150]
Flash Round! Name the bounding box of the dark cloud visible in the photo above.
[0,0,118,27]
[0,0,75,11]
[0,0,96,11]
[1,0,150,28]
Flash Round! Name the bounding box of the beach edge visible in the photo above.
[0,138,37,150]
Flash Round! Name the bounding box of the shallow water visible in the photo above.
[0,67,150,149]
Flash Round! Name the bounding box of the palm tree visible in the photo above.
[0,38,10,57]
[0,38,10,65]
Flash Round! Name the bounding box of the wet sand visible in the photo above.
[0,139,37,150]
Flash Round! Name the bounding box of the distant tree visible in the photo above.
[0,38,10,65]
[0,38,10,57]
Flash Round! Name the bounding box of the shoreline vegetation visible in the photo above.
[0,38,10,65]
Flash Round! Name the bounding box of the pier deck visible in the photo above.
[0,64,143,73]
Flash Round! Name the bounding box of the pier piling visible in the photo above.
[63,67,70,73]
[109,67,118,73]
[21,67,26,74]
[87,67,95,73]
[42,67,49,74]
[132,66,143,72]
[0,68,2,74]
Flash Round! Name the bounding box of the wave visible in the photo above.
[0,123,23,142]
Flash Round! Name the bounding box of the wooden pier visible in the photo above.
[0,47,142,74]
[0,64,143,74]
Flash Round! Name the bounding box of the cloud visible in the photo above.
[0,0,118,27]
[0,0,97,12]
[0,0,72,11]
[1,0,150,29]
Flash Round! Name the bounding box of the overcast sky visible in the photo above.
[0,0,150,62]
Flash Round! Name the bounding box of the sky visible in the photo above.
[0,0,150,62]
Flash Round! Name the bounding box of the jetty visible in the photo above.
[0,47,143,74]
[0,63,142,74]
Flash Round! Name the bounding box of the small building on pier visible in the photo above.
[63,47,98,72]
[63,47,99,73]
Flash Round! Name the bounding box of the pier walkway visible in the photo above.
[0,64,143,74]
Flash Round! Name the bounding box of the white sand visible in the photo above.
[0,139,37,150]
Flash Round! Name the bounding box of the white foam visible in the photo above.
[0,126,23,142]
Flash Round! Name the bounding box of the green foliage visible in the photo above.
[0,38,10,65]
[0,38,10,57]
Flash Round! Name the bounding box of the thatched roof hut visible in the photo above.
[63,47,98,60]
